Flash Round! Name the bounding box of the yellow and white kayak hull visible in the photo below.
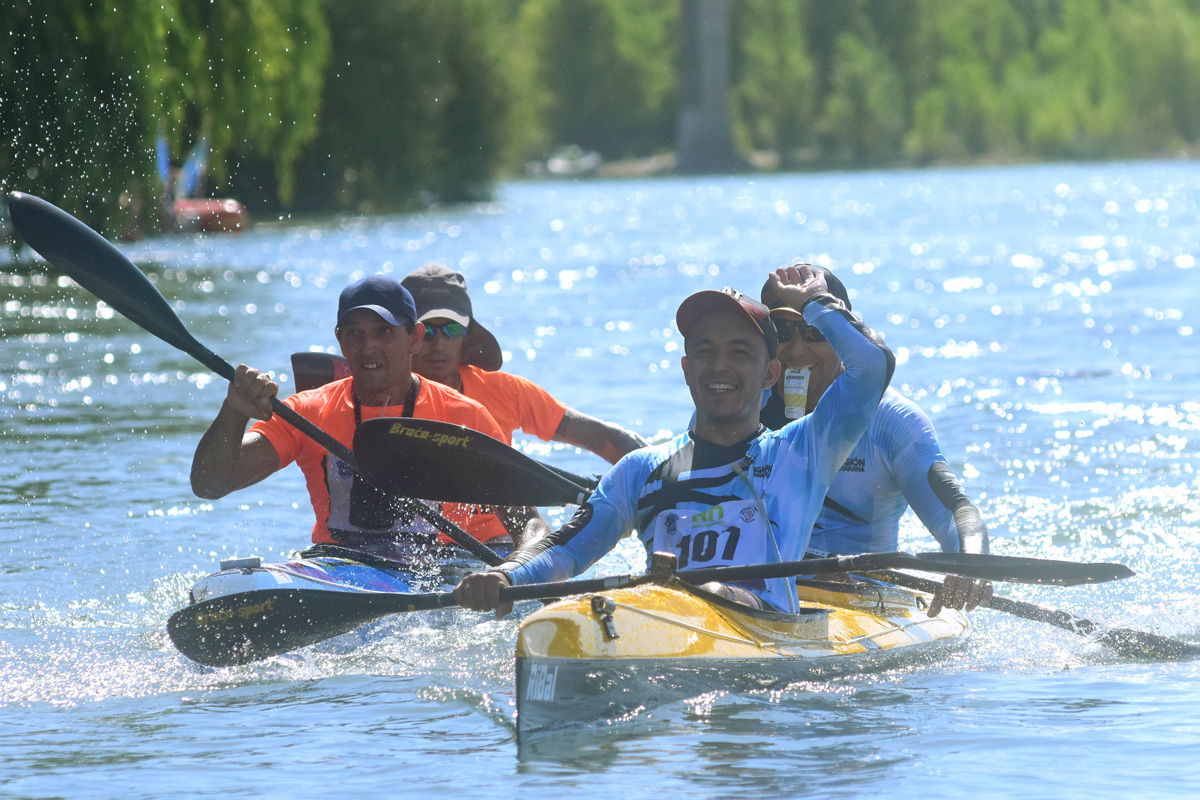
[515,577,968,737]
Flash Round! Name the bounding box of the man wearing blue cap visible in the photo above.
[190,274,510,557]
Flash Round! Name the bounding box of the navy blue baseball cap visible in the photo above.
[336,275,418,327]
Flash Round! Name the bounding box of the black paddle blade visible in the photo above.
[354,417,593,506]
[677,551,1134,588]
[291,351,351,392]
[167,588,451,667]
[897,552,1134,586]
[6,192,231,379]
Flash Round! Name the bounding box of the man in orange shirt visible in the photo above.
[190,274,511,560]
[402,263,646,461]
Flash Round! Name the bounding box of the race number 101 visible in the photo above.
[675,526,740,569]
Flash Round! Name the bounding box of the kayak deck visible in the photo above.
[188,555,435,605]
[515,578,969,737]
[169,547,472,668]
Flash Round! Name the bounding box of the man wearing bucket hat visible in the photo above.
[190,274,513,558]
[454,263,895,616]
[402,263,646,463]
[760,265,992,616]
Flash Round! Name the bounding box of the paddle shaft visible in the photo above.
[873,570,1200,660]
[678,550,1131,587]
[378,549,1137,613]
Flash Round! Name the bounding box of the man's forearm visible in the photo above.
[927,462,989,555]
[190,402,253,499]
[554,410,647,464]
[591,423,647,464]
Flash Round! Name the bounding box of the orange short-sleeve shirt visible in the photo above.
[251,376,510,545]
[457,364,567,445]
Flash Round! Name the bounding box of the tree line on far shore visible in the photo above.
[4,0,1200,235]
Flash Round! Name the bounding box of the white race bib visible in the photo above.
[651,499,771,570]
[325,455,439,538]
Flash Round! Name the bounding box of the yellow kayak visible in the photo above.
[515,576,969,738]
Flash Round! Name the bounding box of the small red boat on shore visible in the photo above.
[171,198,249,233]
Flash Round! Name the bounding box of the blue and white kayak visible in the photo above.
[168,544,494,667]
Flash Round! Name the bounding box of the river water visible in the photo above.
[2,161,1199,798]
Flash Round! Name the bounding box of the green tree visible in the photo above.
[166,0,329,204]
[1025,0,1128,156]
[1,0,327,237]
[905,0,1031,160]
[818,31,906,164]
[517,0,678,159]
[732,0,818,168]
[3,0,152,234]
[1110,0,1200,149]
[281,0,510,213]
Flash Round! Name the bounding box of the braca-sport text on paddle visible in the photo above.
[354,417,597,506]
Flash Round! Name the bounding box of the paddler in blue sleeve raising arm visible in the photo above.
[759,265,993,616]
[454,263,895,617]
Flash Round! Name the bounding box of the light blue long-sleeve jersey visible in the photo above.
[756,384,989,557]
[808,387,959,554]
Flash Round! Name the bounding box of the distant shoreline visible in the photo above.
[568,146,1200,182]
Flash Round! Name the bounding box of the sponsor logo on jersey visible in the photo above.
[753,465,772,479]
[739,506,757,523]
[840,456,866,473]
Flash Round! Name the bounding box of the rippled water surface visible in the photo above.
[2,162,1199,798]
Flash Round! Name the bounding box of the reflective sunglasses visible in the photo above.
[422,321,468,340]
[773,317,826,343]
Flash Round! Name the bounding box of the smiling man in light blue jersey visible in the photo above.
[453,263,894,616]
[760,266,992,615]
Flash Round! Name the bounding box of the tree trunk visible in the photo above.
[675,0,745,173]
